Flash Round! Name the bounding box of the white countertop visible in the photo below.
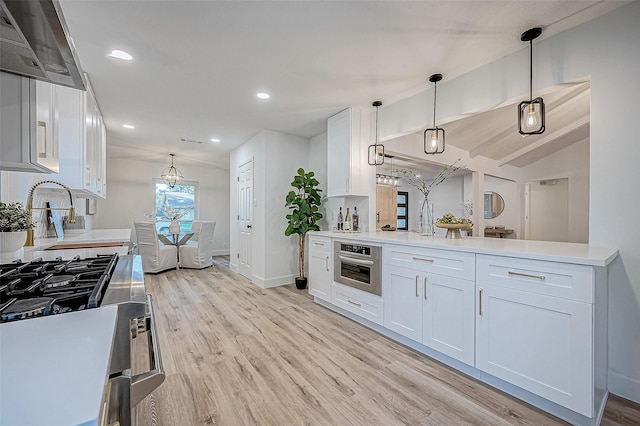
[15,229,132,262]
[314,231,618,267]
[0,305,118,426]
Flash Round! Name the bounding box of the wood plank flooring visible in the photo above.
[135,257,640,426]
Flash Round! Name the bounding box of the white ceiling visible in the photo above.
[58,1,624,171]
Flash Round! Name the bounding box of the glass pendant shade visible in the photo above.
[518,97,545,134]
[518,27,545,135]
[368,101,385,165]
[161,154,183,188]
[424,73,445,155]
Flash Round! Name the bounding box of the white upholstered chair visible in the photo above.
[179,221,216,269]
[134,221,178,273]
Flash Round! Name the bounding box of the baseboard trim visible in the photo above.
[229,262,239,273]
[212,249,230,256]
[609,370,640,404]
[251,274,294,289]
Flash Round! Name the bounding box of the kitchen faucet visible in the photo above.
[25,180,75,246]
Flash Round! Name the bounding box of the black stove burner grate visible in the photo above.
[0,254,119,323]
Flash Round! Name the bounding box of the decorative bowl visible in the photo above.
[435,222,473,239]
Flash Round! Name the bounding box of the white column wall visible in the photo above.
[378,2,640,402]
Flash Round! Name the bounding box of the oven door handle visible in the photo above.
[338,255,374,266]
[130,293,165,407]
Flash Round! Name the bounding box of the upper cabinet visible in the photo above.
[56,76,107,198]
[0,72,59,173]
[326,107,371,197]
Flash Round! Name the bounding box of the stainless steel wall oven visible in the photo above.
[334,241,382,296]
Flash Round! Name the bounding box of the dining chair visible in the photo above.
[179,221,216,269]
[133,220,178,273]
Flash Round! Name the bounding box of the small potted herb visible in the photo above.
[0,202,34,254]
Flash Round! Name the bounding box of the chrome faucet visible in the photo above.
[25,180,75,246]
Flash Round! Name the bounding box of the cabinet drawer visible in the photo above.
[384,245,475,281]
[332,283,383,325]
[476,255,594,303]
[308,236,331,252]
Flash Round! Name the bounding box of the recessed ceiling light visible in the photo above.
[256,92,270,100]
[210,138,220,143]
[123,124,135,129]
[108,50,133,61]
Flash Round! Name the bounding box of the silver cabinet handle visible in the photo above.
[325,256,329,272]
[479,288,484,316]
[37,120,47,158]
[338,255,374,266]
[508,271,546,280]
[348,299,361,307]
[424,277,428,300]
[130,294,165,406]
[412,256,434,263]
[415,275,419,297]
[346,178,349,193]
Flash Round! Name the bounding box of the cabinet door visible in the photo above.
[383,265,423,341]
[308,238,332,302]
[327,108,352,197]
[476,284,593,416]
[34,80,59,173]
[422,273,475,366]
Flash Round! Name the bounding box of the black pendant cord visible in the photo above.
[433,80,437,127]
[375,104,380,148]
[529,39,533,102]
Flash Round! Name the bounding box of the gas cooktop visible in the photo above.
[0,254,119,323]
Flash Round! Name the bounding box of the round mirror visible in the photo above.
[484,191,505,219]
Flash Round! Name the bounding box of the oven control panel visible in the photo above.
[339,243,371,256]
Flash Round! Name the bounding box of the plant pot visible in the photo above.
[0,231,27,253]
[295,277,308,290]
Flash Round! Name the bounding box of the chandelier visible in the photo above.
[161,154,183,188]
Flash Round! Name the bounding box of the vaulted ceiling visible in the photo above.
[58,1,620,170]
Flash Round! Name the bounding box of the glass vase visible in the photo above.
[419,197,434,235]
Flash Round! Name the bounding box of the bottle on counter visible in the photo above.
[344,207,352,231]
[337,207,343,230]
[352,207,359,231]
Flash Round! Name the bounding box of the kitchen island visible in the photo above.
[0,305,118,425]
[309,231,617,426]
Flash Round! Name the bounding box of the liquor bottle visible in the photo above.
[337,207,343,230]
[352,207,359,231]
[344,208,352,231]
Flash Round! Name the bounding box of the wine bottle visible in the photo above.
[352,207,359,231]
[344,207,352,231]
[337,207,343,231]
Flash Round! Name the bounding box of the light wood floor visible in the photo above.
[136,257,640,426]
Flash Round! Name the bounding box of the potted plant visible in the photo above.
[285,168,323,289]
[0,202,34,255]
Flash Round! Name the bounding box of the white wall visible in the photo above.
[520,138,589,243]
[230,130,310,288]
[99,156,230,255]
[378,2,640,402]
[309,132,329,230]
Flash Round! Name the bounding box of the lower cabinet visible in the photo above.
[476,254,598,418]
[384,264,475,366]
[307,236,332,302]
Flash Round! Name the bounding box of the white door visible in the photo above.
[525,178,569,242]
[238,159,253,279]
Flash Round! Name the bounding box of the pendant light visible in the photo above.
[518,27,545,135]
[161,153,183,188]
[368,101,384,165]
[424,74,445,154]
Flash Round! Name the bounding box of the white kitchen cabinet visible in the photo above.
[308,236,332,302]
[384,263,475,365]
[326,108,370,197]
[332,282,383,325]
[476,254,599,417]
[55,76,107,198]
[0,72,59,173]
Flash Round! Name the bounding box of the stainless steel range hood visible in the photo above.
[0,0,85,90]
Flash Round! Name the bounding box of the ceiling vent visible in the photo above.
[180,138,203,144]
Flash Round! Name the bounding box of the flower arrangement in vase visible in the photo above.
[159,205,191,234]
[396,159,464,235]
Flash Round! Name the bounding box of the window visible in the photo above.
[153,180,198,232]
[397,191,408,230]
